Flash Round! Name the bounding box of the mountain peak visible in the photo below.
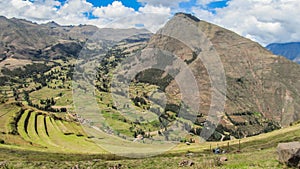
[43,21,61,28]
[174,12,200,22]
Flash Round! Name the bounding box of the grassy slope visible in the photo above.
[4,108,106,154]
[44,116,105,154]
[0,103,21,133]
[27,111,50,148]
[36,115,58,148]
[1,96,299,168]
[1,122,300,168]
[17,109,32,143]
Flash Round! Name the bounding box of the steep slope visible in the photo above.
[266,42,300,63]
[144,13,300,139]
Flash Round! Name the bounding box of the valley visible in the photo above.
[0,12,300,168]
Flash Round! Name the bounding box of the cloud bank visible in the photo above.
[0,0,171,32]
[193,0,300,45]
[0,0,299,45]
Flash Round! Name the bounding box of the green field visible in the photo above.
[0,104,105,154]
[1,106,300,168]
[29,87,73,108]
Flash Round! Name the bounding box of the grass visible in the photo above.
[1,104,300,168]
[54,90,73,106]
[101,110,133,137]
[26,111,49,148]
[0,146,284,169]
[44,116,105,154]
[36,115,58,148]
[7,106,107,154]
[170,123,300,154]
[96,89,162,138]
[64,121,87,136]
[29,87,73,108]
[55,120,75,135]
[17,109,32,143]
[0,103,21,133]
[221,149,282,168]
[0,114,297,168]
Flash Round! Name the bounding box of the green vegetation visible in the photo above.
[0,103,21,134]
[0,101,105,154]
[134,68,174,91]
[1,121,300,168]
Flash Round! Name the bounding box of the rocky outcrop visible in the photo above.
[178,160,194,167]
[219,156,228,164]
[277,142,300,167]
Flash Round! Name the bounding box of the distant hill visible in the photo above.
[266,42,300,63]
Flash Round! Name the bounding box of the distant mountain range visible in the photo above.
[0,15,150,68]
[266,42,300,63]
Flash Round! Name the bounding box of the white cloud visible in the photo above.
[137,0,189,8]
[0,0,60,21]
[93,1,136,18]
[90,4,171,32]
[0,0,170,32]
[196,0,222,6]
[0,0,299,45]
[139,4,171,14]
[192,0,300,45]
[54,0,94,24]
[137,5,171,31]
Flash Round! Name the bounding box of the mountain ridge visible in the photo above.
[266,42,300,63]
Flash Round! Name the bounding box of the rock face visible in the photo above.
[277,142,300,167]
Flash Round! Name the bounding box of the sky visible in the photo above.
[0,0,299,46]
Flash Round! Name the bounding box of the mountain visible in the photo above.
[140,13,300,139]
[0,15,151,69]
[266,42,300,63]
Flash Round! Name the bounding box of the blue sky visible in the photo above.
[0,0,299,45]
[57,0,229,15]
[84,0,230,9]
[85,0,142,10]
[70,0,230,19]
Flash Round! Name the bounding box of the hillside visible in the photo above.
[1,117,300,168]
[135,13,300,140]
[266,42,300,63]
